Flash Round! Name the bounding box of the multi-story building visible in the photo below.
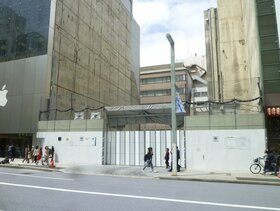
[204,0,280,148]
[0,0,140,157]
[140,62,207,129]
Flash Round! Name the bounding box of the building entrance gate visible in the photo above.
[105,130,186,168]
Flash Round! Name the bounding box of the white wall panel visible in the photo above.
[116,131,120,165]
[186,129,266,171]
[135,131,140,165]
[155,131,161,166]
[37,129,264,172]
[37,131,103,165]
[125,131,130,165]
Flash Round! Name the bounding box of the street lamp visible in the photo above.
[166,33,177,176]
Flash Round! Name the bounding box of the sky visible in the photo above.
[133,0,217,67]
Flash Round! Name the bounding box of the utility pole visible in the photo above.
[166,33,177,176]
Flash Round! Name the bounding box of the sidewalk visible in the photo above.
[1,158,279,186]
[0,158,60,172]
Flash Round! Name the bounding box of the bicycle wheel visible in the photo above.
[250,164,261,174]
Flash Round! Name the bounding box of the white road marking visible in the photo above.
[0,182,279,210]
[0,172,73,181]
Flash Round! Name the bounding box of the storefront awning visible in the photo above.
[104,104,185,128]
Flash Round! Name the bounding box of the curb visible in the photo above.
[236,177,280,182]
[0,164,62,172]
[158,176,280,186]
[2,164,280,186]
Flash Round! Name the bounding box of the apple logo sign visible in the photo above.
[0,84,8,107]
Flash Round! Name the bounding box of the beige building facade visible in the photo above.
[140,63,207,129]
[205,0,280,148]
[205,0,261,106]
[140,63,207,105]
[141,63,187,105]
[49,0,140,120]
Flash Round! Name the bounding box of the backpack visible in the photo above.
[144,154,149,162]
[49,148,52,155]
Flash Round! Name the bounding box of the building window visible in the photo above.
[141,74,187,85]
[0,0,51,62]
[176,74,185,81]
[141,76,171,85]
[194,91,208,97]
[177,88,185,95]
[141,89,171,97]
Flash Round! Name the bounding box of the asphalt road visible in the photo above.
[0,168,279,211]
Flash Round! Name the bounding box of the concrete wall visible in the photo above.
[120,0,132,13]
[185,113,265,130]
[49,0,140,120]
[206,0,261,111]
[186,129,266,171]
[242,0,262,107]
[204,8,221,102]
[38,119,104,131]
[36,131,103,165]
[217,0,247,101]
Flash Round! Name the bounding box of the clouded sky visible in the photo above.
[133,0,217,67]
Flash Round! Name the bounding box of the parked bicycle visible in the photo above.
[250,157,265,174]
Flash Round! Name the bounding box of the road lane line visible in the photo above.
[0,182,279,210]
[0,172,73,181]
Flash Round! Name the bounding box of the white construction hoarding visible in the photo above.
[186,129,266,171]
[36,131,103,165]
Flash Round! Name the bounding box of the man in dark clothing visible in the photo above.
[8,145,15,161]
[8,145,12,160]
[168,146,181,172]
[11,145,15,161]
[177,146,181,172]
[164,148,170,169]
[264,150,276,174]
[177,146,180,165]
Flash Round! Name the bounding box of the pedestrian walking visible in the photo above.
[164,148,170,169]
[48,146,56,167]
[176,146,181,172]
[11,144,15,161]
[49,146,55,160]
[36,147,42,165]
[22,145,30,163]
[42,146,49,165]
[276,144,280,176]
[8,145,12,161]
[143,147,156,172]
[33,146,39,163]
[30,146,35,163]
[169,146,181,172]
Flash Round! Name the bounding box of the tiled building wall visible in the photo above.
[50,0,139,120]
